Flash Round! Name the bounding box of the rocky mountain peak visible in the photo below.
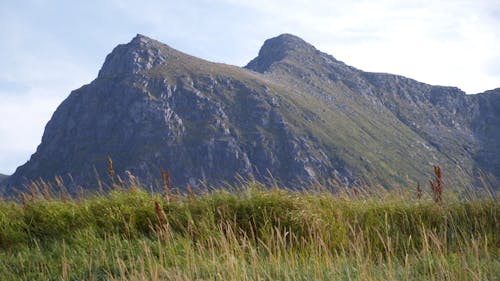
[264,33,315,52]
[98,34,170,78]
[131,33,155,44]
[245,33,319,72]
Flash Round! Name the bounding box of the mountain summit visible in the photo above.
[98,34,172,77]
[245,34,320,72]
[4,34,499,194]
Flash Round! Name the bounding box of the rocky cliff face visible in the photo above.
[4,34,499,193]
[0,174,7,187]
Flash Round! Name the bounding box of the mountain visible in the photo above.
[4,34,499,193]
[0,174,8,195]
[0,174,7,186]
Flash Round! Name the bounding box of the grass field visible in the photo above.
[0,179,498,280]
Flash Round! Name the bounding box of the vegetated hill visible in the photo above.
[4,34,499,193]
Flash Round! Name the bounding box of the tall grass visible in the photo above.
[0,181,498,280]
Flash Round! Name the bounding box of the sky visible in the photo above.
[0,0,499,175]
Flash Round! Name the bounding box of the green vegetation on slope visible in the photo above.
[0,182,498,280]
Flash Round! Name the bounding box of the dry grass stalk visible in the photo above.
[175,187,180,201]
[54,176,64,188]
[29,183,38,201]
[20,192,27,209]
[60,190,69,203]
[416,182,422,200]
[429,165,443,204]
[117,175,125,189]
[352,187,360,199]
[41,180,51,200]
[160,168,171,201]
[186,183,194,200]
[201,181,209,195]
[107,157,116,188]
[154,200,165,226]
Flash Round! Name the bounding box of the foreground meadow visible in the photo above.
[0,180,498,280]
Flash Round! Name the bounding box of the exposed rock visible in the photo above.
[4,34,499,193]
[98,34,169,77]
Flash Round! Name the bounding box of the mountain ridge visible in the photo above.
[4,34,499,194]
